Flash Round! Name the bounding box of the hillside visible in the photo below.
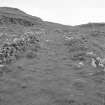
[0,7,105,105]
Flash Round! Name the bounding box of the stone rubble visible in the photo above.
[64,35,105,72]
[0,32,40,65]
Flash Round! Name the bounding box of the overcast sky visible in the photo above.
[0,0,105,26]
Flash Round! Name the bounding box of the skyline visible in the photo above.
[0,0,105,26]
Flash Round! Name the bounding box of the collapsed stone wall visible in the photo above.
[64,34,105,72]
[0,31,41,65]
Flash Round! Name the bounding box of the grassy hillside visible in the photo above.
[0,7,105,105]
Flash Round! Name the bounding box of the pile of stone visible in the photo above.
[0,32,40,65]
[64,35,105,72]
[90,55,105,70]
[73,51,105,72]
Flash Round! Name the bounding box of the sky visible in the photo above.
[0,0,105,26]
